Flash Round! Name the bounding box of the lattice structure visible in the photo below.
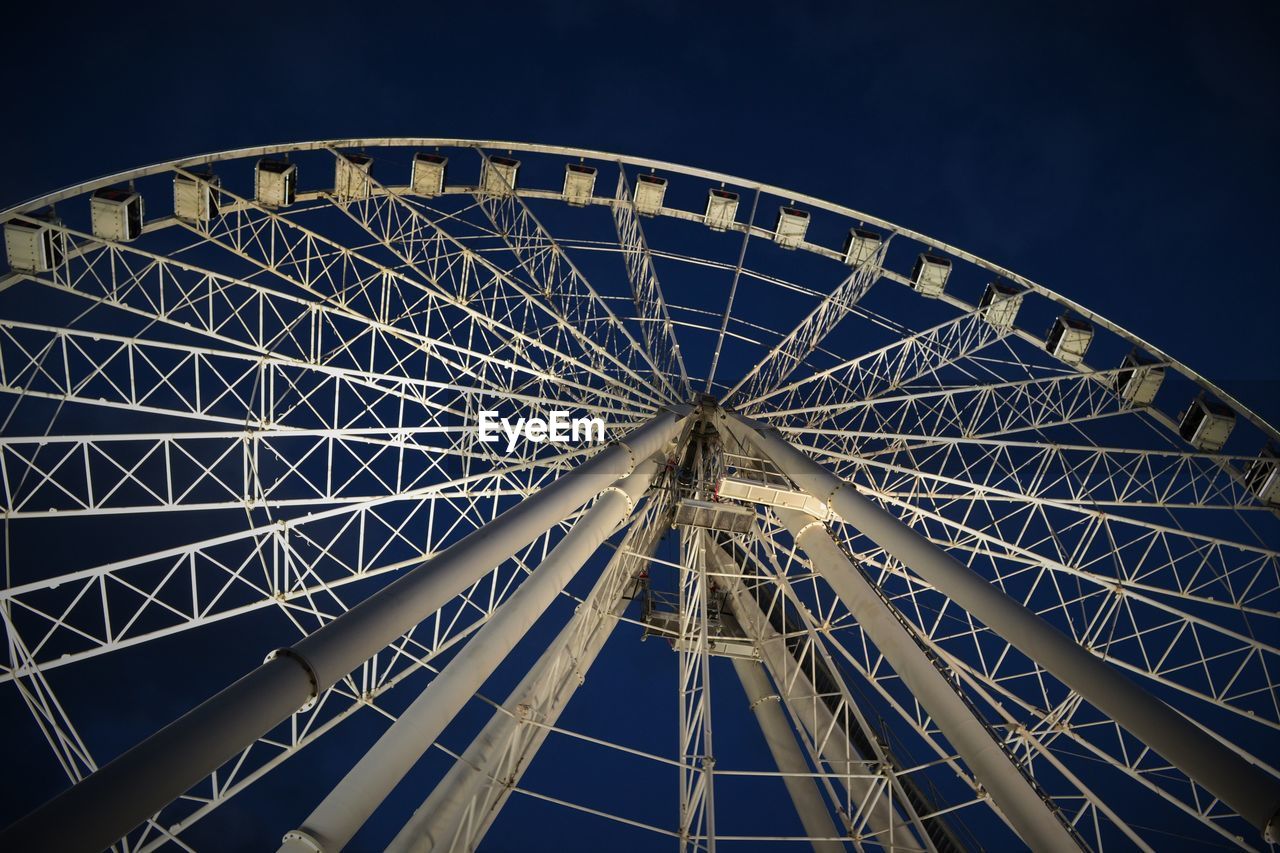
[0,140,1276,853]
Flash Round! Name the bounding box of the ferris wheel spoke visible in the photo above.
[829,487,1280,727]
[724,239,891,406]
[308,154,666,408]
[610,169,693,401]
[934,642,1263,849]
[174,194,639,414]
[850,436,1272,513]
[741,304,1014,416]
[18,230,624,418]
[0,449,585,681]
[0,428,554,518]
[770,367,1139,450]
[470,146,679,402]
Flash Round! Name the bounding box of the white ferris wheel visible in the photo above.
[0,139,1276,852]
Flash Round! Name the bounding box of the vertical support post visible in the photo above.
[731,658,846,853]
[1,411,687,853]
[676,528,717,852]
[722,411,1280,841]
[280,461,664,851]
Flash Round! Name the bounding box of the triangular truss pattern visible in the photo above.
[0,140,1276,852]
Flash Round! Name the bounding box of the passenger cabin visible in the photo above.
[481,156,520,194]
[90,188,144,242]
[910,253,951,296]
[411,153,447,196]
[1046,313,1093,365]
[1244,445,1280,505]
[1115,350,1165,406]
[704,188,738,231]
[173,170,220,223]
[633,173,667,216]
[562,163,597,207]
[1179,396,1235,451]
[4,213,64,272]
[334,153,373,201]
[256,159,297,207]
[842,227,882,267]
[979,280,1023,330]
[774,206,809,249]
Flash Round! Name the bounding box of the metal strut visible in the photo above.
[386,484,673,851]
[0,410,688,853]
[731,657,847,853]
[279,460,664,851]
[721,410,1280,843]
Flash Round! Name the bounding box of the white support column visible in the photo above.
[723,410,1280,841]
[280,461,661,852]
[731,658,846,853]
[770,505,1078,851]
[385,494,671,852]
[0,411,687,853]
[713,546,928,851]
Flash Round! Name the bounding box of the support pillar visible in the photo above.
[722,411,1280,841]
[1,410,686,853]
[732,658,846,853]
[771,506,1077,850]
[385,488,671,852]
[280,461,661,851]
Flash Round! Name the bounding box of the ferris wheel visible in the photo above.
[0,139,1276,852]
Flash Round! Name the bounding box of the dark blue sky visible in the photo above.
[1,2,1278,849]
[3,1,1278,418]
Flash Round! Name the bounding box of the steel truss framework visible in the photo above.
[0,139,1276,852]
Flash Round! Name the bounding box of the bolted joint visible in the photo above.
[264,647,320,712]
[281,829,326,852]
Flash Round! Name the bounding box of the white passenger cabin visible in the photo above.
[90,188,144,242]
[481,156,520,194]
[173,170,220,223]
[1179,397,1235,451]
[704,188,738,231]
[334,153,373,201]
[411,153,447,196]
[562,163,597,207]
[4,214,64,272]
[633,173,667,216]
[774,206,809,249]
[979,280,1023,329]
[1245,446,1280,505]
[842,227,881,267]
[1115,350,1164,406]
[1046,314,1093,365]
[911,253,951,296]
[256,159,297,207]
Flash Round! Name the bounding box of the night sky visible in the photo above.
[1,2,1278,850]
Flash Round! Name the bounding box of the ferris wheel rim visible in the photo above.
[2,136,1274,444]
[0,137,1277,851]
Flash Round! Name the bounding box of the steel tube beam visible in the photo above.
[723,411,1280,841]
[386,502,666,852]
[770,506,1078,850]
[710,544,920,848]
[1,410,686,853]
[716,550,934,851]
[732,658,846,853]
[280,462,660,851]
